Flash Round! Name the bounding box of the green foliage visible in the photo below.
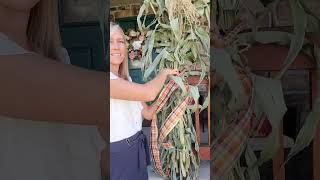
[138,0,210,179]
[212,0,320,179]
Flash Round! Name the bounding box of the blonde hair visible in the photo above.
[27,0,62,61]
[110,22,129,80]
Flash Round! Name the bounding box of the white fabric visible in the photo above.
[110,72,144,143]
[0,32,106,180]
[0,33,29,55]
[58,47,71,64]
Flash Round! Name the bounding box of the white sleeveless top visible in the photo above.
[110,72,143,143]
[0,32,106,180]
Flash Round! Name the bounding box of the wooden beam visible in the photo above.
[199,146,210,160]
[245,44,314,71]
[187,75,209,85]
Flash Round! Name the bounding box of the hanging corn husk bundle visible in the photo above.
[137,0,210,179]
[212,0,320,179]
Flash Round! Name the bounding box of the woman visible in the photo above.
[0,0,106,179]
[109,22,178,180]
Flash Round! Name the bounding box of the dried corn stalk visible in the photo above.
[212,0,320,179]
[137,0,210,179]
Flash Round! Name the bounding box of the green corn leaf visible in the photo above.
[245,145,260,180]
[156,0,165,14]
[159,22,172,29]
[286,45,320,162]
[195,27,210,53]
[189,85,200,111]
[170,18,181,41]
[212,48,245,107]
[137,4,146,32]
[255,0,280,20]
[170,76,187,95]
[286,102,320,161]
[144,48,166,79]
[174,43,183,64]
[191,44,198,60]
[200,93,209,111]
[276,0,307,79]
[165,51,176,62]
[186,29,198,41]
[252,75,287,165]
[239,0,265,16]
[211,86,228,136]
[299,0,320,22]
[146,18,157,29]
[235,161,246,180]
[198,58,207,86]
[196,4,205,16]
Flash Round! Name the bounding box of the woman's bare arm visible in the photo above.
[110,69,178,102]
[0,53,106,126]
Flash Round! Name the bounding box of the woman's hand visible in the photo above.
[141,102,157,120]
[110,68,179,102]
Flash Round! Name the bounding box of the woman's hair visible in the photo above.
[27,0,62,62]
[110,22,129,80]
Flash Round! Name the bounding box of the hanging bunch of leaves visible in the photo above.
[137,0,210,179]
[212,0,320,179]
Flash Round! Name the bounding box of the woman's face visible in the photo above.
[0,0,40,11]
[110,28,126,67]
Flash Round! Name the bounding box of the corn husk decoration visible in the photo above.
[137,0,210,179]
[212,0,320,179]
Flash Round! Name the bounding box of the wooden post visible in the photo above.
[208,80,211,147]
[314,124,320,180]
[273,124,285,180]
[188,75,210,160]
[311,70,320,180]
[271,67,285,180]
[195,101,201,144]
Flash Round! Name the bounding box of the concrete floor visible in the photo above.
[142,126,210,180]
[148,160,210,180]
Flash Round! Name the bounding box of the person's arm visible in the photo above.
[141,102,158,120]
[110,69,178,102]
[0,53,106,126]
